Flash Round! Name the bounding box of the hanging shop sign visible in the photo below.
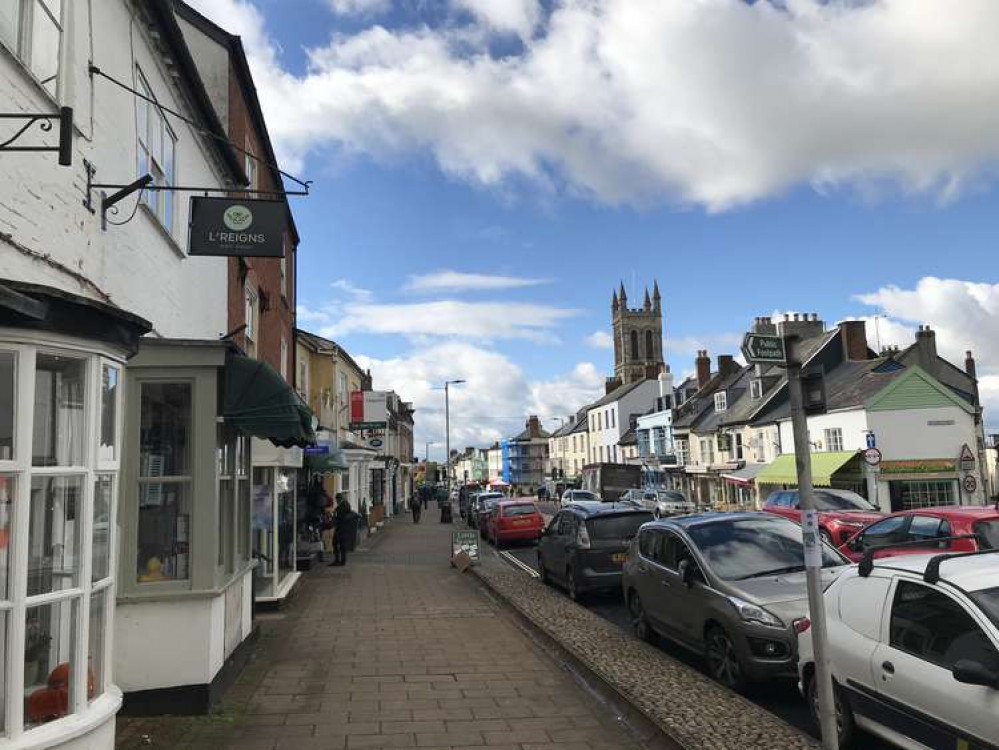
[349,390,388,430]
[188,197,286,257]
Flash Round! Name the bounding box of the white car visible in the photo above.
[559,489,600,507]
[797,549,999,749]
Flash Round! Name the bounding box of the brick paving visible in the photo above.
[116,516,647,750]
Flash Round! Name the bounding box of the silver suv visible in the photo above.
[622,512,847,691]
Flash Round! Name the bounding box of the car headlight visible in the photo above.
[727,596,784,628]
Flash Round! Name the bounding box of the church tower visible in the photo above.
[611,280,664,385]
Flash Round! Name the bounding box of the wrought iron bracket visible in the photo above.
[0,107,73,165]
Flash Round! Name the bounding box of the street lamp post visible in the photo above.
[442,380,465,497]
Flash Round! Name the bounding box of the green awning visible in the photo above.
[756,452,858,487]
[224,354,316,448]
[306,450,349,473]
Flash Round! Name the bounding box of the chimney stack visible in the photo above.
[717,354,738,376]
[914,325,938,375]
[696,350,711,388]
[965,350,977,379]
[605,376,622,395]
[526,415,541,438]
[838,319,869,361]
[777,312,825,341]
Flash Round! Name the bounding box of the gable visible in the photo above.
[867,366,974,414]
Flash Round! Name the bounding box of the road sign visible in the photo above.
[964,475,978,494]
[866,432,876,449]
[862,447,882,466]
[741,333,786,364]
[959,444,976,472]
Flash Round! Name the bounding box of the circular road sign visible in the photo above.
[964,475,978,494]
[862,447,882,466]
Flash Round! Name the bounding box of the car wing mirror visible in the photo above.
[952,659,999,689]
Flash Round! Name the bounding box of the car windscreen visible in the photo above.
[572,491,598,501]
[814,491,878,512]
[586,512,653,540]
[687,517,845,580]
[503,504,537,516]
[973,520,999,549]
[970,586,999,629]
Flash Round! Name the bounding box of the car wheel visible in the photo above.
[820,528,834,546]
[705,626,747,692]
[566,565,583,602]
[808,672,854,747]
[628,592,654,643]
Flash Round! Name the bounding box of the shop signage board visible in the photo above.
[350,390,388,430]
[451,529,479,563]
[741,333,786,365]
[188,197,285,257]
[304,445,329,455]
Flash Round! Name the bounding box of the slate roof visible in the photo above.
[691,366,754,434]
[586,378,650,410]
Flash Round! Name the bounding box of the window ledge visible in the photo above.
[138,202,185,259]
[11,687,122,750]
[117,563,255,603]
[0,41,60,112]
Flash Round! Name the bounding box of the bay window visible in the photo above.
[0,344,121,740]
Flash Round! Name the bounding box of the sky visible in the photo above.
[186,0,999,457]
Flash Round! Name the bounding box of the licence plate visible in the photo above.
[513,519,529,526]
[611,553,626,563]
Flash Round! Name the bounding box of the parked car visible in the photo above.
[487,500,544,548]
[559,489,600,507]
[538,502,653,600]
[619,489,695,517]
[467,491,503,529]
[622,512,848,691]
[839,505,999,562]
[763,488,884,547]
[798,549,999,748]
[477,494,506,538]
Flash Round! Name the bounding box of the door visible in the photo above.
[846,515,908,558]
[869,580,999,747]
[657,532,705,646]
[539,513,561,576]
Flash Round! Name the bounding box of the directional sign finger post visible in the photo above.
[741,333,786,365]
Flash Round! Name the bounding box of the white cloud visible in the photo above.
[453,0,541,38]
[186,0,999,209]
[326,0,391,17]
[855,277,999,428]
[330,278,374,302]
[317,299,576,342]
[586,330,613,349]
[404,269,549,293]
[356,342,602,448]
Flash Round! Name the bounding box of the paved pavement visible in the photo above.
[117,514,648,750]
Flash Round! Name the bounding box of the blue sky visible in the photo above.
[190,0,999,450]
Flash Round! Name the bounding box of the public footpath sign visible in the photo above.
[741,333,786,365]
[451,530,479,563]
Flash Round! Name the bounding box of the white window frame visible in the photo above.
[135,67,178,233]
[700,437,715,465]
[0,0,64,98]
[244,286,257,358]
[279,338,288,381]
[750,379,763,400]
[0,341,122,741]
[714,392,727,412]
[824,427,843,453]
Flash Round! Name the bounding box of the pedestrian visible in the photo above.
[410,494,422,523]
[330,493,353,566]
[320,491,336,560]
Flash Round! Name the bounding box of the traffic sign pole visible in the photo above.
[787,339,839,750]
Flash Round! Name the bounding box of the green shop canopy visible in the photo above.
[306,450,349,473]
[756,451,858,487]
[224,354,316,448]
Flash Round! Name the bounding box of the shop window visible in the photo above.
[0,0,63,96]
[87,588,107,702]
[136,68,177,233]
[24,597,78,729]
[27,476,82,597]
[99,365,119,464]
[896,480,957,510]
[0,352,14,460]
[32,353,86,467]
[137,383,192,582]
[91,475,112,583]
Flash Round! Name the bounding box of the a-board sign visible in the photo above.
[451,529,479,563]
[188,197,285,257]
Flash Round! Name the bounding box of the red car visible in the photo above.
[838,504,999,561]
[487,500,544,548]
[762,488,884,547]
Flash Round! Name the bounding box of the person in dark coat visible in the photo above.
[331,493,355,566]
[410,494,422,523]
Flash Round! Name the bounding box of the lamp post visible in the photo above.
[442,380,465,496]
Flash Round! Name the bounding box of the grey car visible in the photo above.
[621,512,847,691]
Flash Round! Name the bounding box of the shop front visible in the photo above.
[250,440,302,603]
[0,283,149,749]
[755,452,867,500]
[720,463,767,508]
[878,460,962,512]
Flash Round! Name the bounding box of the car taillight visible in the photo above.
[576,523,591,549]
[793,617,811,634]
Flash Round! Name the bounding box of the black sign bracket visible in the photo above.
[0,107,73,165]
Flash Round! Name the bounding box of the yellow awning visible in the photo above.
[756,452,858,487]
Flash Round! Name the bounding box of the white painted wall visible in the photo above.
[867,406,977,462]
[588,380,660,463]
[114,599,214,690]
[1,1,230,339]
[777,409,870,453]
